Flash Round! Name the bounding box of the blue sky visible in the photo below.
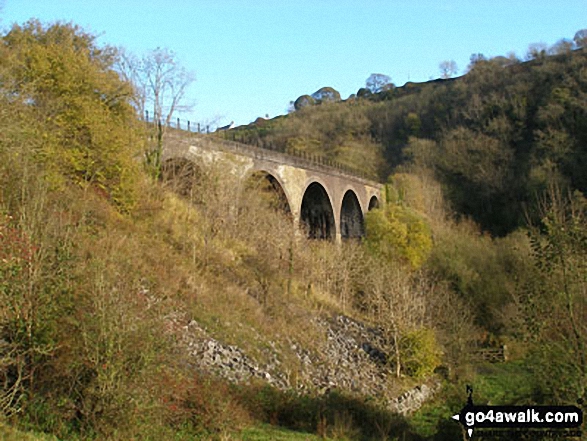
[2,1,585,128]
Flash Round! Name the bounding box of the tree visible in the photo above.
[364,203,432,269]
[311,86,341,104]
[549,39,575,55]
[1,20,141,209]
[439,127,514,191]
[525,42,548,60]
[118,47,195,177]
[142,47,195,128]
[0,19,145,419]
[356,87,372,98]
[467,53,487,71]
[365,73,393,93]
[522,188,587,403]
[293,94,316,111]
[363,258,442,379]
[439,60,458,79]
[574,29,587,48]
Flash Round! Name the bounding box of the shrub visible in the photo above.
[401,328,442,378]
[364,204,432,269]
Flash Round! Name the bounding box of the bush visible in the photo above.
[426,219,532,334]
[364,204,432,269]
[401,328,442,378]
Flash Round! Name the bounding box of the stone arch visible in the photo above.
[340,190,365,239]
[368,195,380,210]
[301,182,336,240]
[245,170,292,215]
[160,157,202,198]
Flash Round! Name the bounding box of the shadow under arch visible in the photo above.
[300,182,335,240]
[368,195,380,210]
[244,170,292,216]
[340,190,365,239]
[160,157,202,198]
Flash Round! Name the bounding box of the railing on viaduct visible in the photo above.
[145,114,380,183]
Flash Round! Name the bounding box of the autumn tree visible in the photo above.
[293,94,316,110]
[366,73,393,93]
[311,86,341,104]
[0,20,152,424]
[0,20,142,209]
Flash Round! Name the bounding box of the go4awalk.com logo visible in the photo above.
[451,386,583,438]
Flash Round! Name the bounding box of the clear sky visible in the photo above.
[1,0,585,128]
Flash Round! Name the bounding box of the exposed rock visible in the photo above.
[179,314,439,415]
[182,320,289,389]
[388,382,441,415]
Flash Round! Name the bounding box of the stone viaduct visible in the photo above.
[162,132,383,243]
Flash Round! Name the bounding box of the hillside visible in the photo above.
[1,20,586,441]
[226,47,587,236]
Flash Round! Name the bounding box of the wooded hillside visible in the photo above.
[1,20,586,441]
[229,46,587,236]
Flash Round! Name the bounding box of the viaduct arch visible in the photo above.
[162,133,382,242]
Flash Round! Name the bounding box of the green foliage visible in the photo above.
[364,196,432,269]
[411,362,538,439]
[401,328,442,378]
[471,361,538,405]
[235,44,587,235]
[310,86,341,104]
[230,99,387,179]
[437,127,514,191]
[426,220,532,333]
[519,188,587,403]
[293,94,315,111]
[1,20,143,211]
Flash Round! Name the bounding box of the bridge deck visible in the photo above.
[163,129,382,187]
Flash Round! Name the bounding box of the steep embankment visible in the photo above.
[181,313,439,415]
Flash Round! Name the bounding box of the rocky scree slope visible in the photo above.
[178,313,439,415]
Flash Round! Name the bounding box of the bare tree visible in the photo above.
[439,60,458,79]
[142,47,195,129]
[143,48,195,175]
[116,47,195,177]
[525,42,548,60]
[116,47,146,117]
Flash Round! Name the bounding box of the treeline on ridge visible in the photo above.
[227,44,587,236]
